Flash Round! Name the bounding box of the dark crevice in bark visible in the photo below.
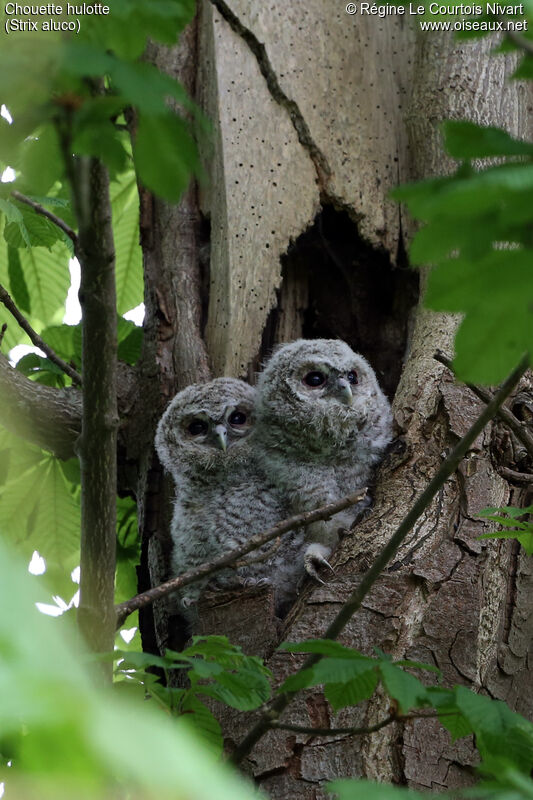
[260,205,419,398]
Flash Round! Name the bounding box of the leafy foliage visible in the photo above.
[111,636,273,755]
[0,538,261,799]
[393,120,533,383]
[477,505,533,555]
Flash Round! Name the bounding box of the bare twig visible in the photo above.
[11,190,78,249]
[114,489,367,629]
[270,710,457,736]
[0,323,7,348]
[229,355,529,766]
[270,714,396,737]
[505,28,533,57]
[435,351,533,460]
[235,536,281,567]
[0,283,82,386]
[498,466,533,485]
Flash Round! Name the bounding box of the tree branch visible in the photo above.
[0,351,82,459]
[434,351,533,460]
[11,190,78,249]
[60,119,118,670]
[229,355,529,766]
[114,489,367,629]
[270,710,457,736]
[0,283,82,386]
[505,27,533,57]
[270,714,396,737]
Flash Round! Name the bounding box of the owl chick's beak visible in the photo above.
[213,424,228,451]
[336,377,353,405]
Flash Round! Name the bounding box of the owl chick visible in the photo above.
[255,339,393,580]
[155,378,299,621]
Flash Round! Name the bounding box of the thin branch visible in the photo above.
[229,355,529,766]
[0,283,82,386]
[498,465,533,485]
[434,351,533,460]
[114,489,367,629]
[11,190,78,248]
[270,714,396,737]
[235,536,281,567]
[270,710,458,736]
[0,322,6,348]
[505,28,533,56]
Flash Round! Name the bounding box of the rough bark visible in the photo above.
[134,20,212,659]
[161,7,533,797]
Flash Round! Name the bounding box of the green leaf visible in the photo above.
[7,245,31,313]
[0,454,81,571]
[325,670,379,711]
[0,537,261,799]
[15,242,71,327]
[133,112,199,202]
[111,172,143,314]
[4,210,61,250]
[443,120,533,159]
[179,695,224,757]
[200,668,271,711]
[312,657,376,685]
[39,324,79,367]
[379,663,428,713]
[16,125,64,196]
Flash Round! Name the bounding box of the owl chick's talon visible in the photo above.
[304,544,335,583]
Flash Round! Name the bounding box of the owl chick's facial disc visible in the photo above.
[155,378,255,477]
[257,338,386,454]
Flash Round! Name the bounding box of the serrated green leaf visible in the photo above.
[443,120,533,159]
[325,670,379,711]
[312,657,376,686]
[277,667,318,694]
[200,668,270,711]
[0,198,24,225]
[5,200,70,251]
[178,694,224,757]
[379,663,428,713]
[0,454,80,570]
[17,242,70,326]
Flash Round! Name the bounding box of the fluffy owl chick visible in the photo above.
[155,378,294,620]
[255,339,393,580]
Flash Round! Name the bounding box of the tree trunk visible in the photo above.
[140,3,533,795]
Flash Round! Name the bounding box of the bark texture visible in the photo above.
[180,8,533,797]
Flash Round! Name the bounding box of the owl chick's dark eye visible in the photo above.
[228,410,247,426]
[303,371,326,388]
[347,371,358,384]
[188,419,208,436]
